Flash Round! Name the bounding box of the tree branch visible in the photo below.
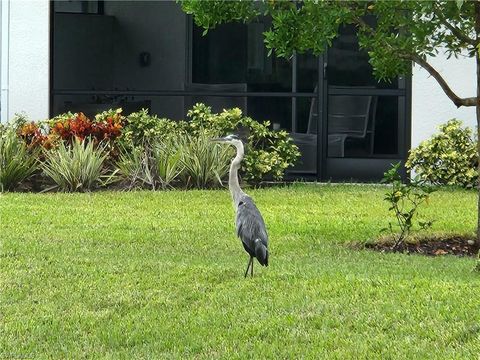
[407,54,477,107]
[432,5,477,46]
[352,8,477,108]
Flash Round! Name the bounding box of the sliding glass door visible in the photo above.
[189,18,319,176]
[189,19,410,181]
[323,23,409,181]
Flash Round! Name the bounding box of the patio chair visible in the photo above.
[289,86,377,172]
[306,88,377,157]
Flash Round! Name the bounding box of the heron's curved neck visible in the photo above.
[229,142,245,203]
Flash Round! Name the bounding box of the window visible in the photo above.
[191,20,317,134]
[51,1,410,181]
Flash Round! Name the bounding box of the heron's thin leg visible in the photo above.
[251,257,254,277]
[244,257,252,278]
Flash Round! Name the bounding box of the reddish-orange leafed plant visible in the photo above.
[18,122,50,149]
[50,112,123,144]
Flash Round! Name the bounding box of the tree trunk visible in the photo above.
[476,56,480,245]
[476,0,480,245]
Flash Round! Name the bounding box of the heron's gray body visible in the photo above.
[213,134,269,276]
[235,194,269,267]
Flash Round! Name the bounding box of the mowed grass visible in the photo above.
[1,184,479,359]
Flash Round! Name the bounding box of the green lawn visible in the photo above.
[1,184,479,359]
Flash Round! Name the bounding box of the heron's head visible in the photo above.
[211,134,243,147]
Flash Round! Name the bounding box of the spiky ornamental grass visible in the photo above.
[116,138,184,190]
[178,131,233,189]
[151,138,184,189]
[0,127,38,192]
[42,138,110,192]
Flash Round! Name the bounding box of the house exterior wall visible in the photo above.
[1,0,6,122]
[104,2,187,120]
[1,3,477,155]
[1,0,49,122]
[411,52,476,148]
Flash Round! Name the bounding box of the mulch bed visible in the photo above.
[365,236,479,257]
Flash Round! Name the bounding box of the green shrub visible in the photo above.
[124,105,300,184]
[120,108,185,149]
[406,119,477,188]
[116,130,230,190]
[474,251,480,273]
[186,103,300,183]
[0,125,38,191]
[42,138,111,192]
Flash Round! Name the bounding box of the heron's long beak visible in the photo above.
[210,137,227,143]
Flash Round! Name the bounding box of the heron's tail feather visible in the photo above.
[254,239,268,267]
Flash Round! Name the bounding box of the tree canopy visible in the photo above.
[181,0,478,107]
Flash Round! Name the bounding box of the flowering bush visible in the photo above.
[406,119,477,188]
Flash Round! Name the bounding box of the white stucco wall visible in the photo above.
[2,0,49,122]
[411,52,476,148]
[1,0,7,122]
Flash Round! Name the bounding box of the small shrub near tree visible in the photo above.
[382,163,436,249]
[406,119,477,188]
[474,252,480,273]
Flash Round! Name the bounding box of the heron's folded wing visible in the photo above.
[235,197,268,247]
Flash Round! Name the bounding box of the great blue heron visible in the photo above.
[212,134,269,277]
